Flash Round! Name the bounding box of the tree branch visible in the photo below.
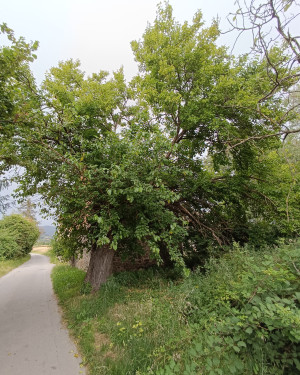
[228,128,300,149]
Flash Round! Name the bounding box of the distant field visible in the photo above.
[32,246,51,254]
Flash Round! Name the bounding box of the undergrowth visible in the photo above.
[45,247,62,264]
[52,240,300,375]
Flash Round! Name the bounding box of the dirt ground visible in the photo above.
[32,246,51,254]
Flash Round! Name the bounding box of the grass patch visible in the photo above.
[43,247,61,264]
[0,254,31,278]
[52,266,184,374]
[51,241,300,375]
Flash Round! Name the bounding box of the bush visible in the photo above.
[159,241,300,375]
[0,214,39,259]
[51,234,76,261]
[0,229,22,259]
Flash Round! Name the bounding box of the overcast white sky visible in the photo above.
[1,0,247,224]
[1,0,244,82]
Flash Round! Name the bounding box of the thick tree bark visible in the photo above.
[85,244,115,290]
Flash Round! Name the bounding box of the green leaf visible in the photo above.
[213,357,220,366]
[189,348,197,357]
[295,292,300,301]
[294,358,300,370]
[228,363,236,374]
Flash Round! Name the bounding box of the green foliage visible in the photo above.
[51,241,300,375]
[130,1,300,255]
[51,234,77,261]
[41,246,62,265]
[238,136,300,247]
[0,214,39,259]
[0,23,38,170]
[0,228,21,259]
[159,240,300,375]
[1,3,300,286]
[2,55,189,275]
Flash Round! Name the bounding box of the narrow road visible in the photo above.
[0,254,85,375]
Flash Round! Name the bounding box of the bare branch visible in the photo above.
[228,127,300,149]
[226,0,300,111]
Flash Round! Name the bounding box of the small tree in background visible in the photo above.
[0,178,9,214]
[19,198,37,222]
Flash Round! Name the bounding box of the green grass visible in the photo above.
[0,254,31,278]
[43,247,61,264]
[51,241,300,375]
[52,266,185,375]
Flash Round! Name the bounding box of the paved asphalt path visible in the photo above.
[0,254,85,375]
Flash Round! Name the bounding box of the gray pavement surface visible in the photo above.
[0,254,85,375]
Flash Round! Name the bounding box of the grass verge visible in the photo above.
[32,246,63,265]
[52,240,300,375]
[46,248,62,264]
[0,254,31,278]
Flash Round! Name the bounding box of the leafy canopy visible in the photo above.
[0,3,299,276]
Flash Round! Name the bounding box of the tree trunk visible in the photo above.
[159,242,174,267]
[85,244,115,290]
[70,255,76,267]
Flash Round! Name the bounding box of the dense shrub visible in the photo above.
[0,229,21,259]
[159,241,300,375]
[0,214,39,259]
[51,234,76,261]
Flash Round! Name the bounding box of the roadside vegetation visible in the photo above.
[0,254,30,278]
[0,214,39,277]
[1,0,300,372]
[1,0,300,290]
[0,214,39,260]
[52,240,300,375]
[46,247,63,265]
